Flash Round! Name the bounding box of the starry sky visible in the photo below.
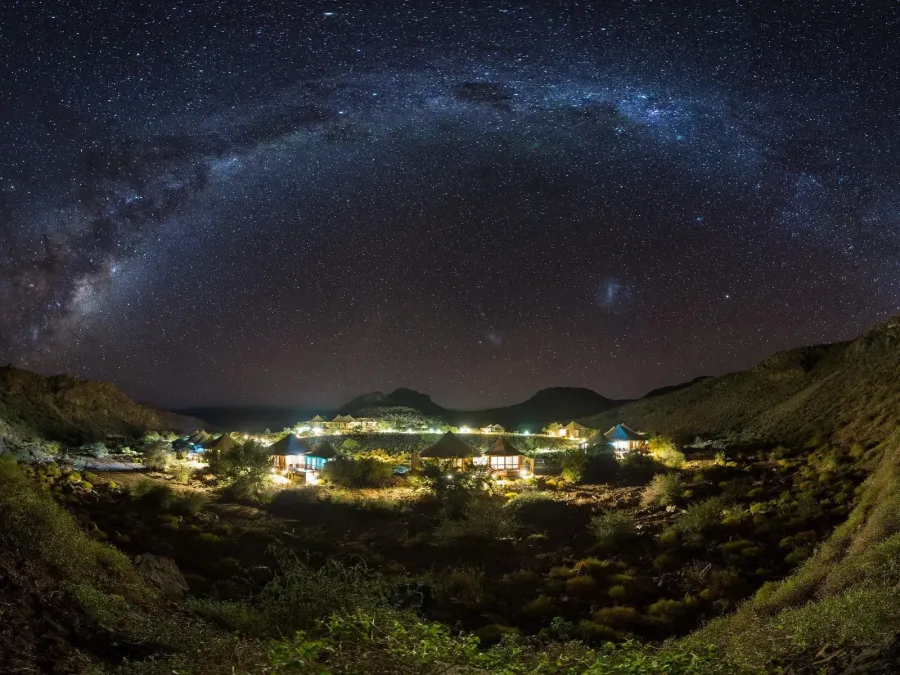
[2,1,899,409]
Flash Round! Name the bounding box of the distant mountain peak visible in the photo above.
[338,385,619,429]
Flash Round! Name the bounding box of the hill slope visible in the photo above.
[0,365,200,443]
[582,315,900,444]
[339,386,620,429]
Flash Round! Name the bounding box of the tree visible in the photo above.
[419,462,492,510]
[207,440,271,499]
[649,436,685,469]
[542,422,563,436]
[322,456,393,488]
[341,438,361,453]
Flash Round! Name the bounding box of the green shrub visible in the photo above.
[433,498,517,543]
[573,557,609,576]
[593,605,640,629]
[43,462,62,479]
[79,441,109,459]
[701,568,751,601]
[566,574,598,596]
[649,436,685,469]
[648,597,696,622]
[473,623,519,646]
[504,489,556,512]
[447,566,485,605]
[169,462,192,484]
[659,527,680,547]
[720,539,762,566]
[583,448,620,484]
[608,584,629,601]
[618,452,659,484]
[419,462,492,507]
[589,510,636,551]
[522,593,558,617]
[129,481,175,511]
[577,619,618,644]
[549,565,574,580]
[208,440,271,499]
[562,449,587,482]
[170,492,208,517]
[642,473,684,507]
[654,553,678,572]
[142,441,174,471]
[675,498,725,545]
[322,456,393,488]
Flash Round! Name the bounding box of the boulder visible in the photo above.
[134,553,189,600]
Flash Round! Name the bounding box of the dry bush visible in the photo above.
[641,473,684,507]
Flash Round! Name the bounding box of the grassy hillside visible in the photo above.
[583,315,900,445]
[0,365,200,445]
[680,428,900,671]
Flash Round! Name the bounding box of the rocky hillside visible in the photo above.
[583,314,900,445]
[0,365,200,444]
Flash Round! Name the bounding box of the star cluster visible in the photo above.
[2,1,899,408]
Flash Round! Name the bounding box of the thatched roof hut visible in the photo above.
[268,434,314,457]
[420,431,476,459]
[201,433,238,452]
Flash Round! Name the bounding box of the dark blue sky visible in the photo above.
[2,1,898,408]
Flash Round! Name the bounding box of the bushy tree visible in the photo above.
[542,422,563,436]
[641,473,684,507]
[649,436,686,469]
[562,447,619,484]
[322,456,393,488]
[142,441,173,471]
[419,462,492,509]
[562,449,587,482]
[589,510,636,552]
[207,440,271,498]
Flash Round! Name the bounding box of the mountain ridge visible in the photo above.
[581,314,900,444]
[0,365,201,444]
[340,385,622,430]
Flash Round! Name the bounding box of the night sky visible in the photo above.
[2,1,899,409]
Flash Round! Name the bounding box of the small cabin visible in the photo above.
[301,441,337,471]
[474,437,535,479]
[327,415,357,431]
[560,421,591,439]
[415,431,476,470]
[268,433,315,473]
[355,417,379,431]
[602,424,648,457]
[480,423,506,434]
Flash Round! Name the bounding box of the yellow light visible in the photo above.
[269,474,291,485]
[460,426,471,434]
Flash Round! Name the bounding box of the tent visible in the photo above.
[188,430,211,445]
[201,433,239,452]
[603,424,647,455]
